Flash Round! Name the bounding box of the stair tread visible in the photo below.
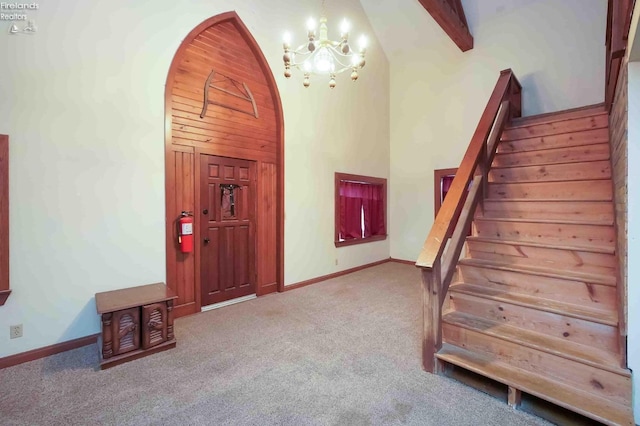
[436,343,633,426]
[494,142,609,159]
[442,311,627,375]
[482,196,614,203]
[498,128,609,153]
[483,198,612,203]
[449,283,618,325]
[466,236,615,255]
[474,215,613,226]
[491,160,610,170]
[458,258,616,286]
[502,115,608,140]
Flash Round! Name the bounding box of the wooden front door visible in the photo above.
[200,155,256,306]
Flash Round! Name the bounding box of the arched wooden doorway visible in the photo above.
[164,12,284,318]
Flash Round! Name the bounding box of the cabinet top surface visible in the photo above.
[95,283,178,314]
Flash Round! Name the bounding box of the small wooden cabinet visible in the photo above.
[95,283,177,369]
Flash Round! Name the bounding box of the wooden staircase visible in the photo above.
[436,105,634,425]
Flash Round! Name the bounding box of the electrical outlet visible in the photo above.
[335,258,338,265]
[10,324,23,339]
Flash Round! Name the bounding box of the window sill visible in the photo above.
[335,234,387,248]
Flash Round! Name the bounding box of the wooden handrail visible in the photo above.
[415,70,520,372]
[416,70,519,269]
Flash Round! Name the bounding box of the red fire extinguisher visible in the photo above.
[177,211,194,253]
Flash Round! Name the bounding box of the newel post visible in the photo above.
[420,261,442,373]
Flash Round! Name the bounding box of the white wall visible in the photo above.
[360,0,606,261]
[0,0,389,357]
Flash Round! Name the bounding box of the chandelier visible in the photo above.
[282,4,367,88]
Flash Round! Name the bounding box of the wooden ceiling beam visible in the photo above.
[418,0,474,52]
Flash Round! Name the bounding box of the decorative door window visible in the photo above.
[220,184,240,219]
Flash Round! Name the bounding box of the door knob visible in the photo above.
[204,238,210,244]
[203,209,208,215]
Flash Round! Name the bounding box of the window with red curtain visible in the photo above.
[335,172,387,247]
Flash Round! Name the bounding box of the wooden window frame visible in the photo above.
[0,135,9,306]
[334,172,387,247]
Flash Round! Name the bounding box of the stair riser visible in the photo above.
[489,160,611,183]
[478,200,614,222]
[442,324,631,406]
[437,344,634,426]
[488,180,612,201]
[511,106,605,127]
[457,265,617,311]
[502,114,608,141]
[498,128,609,153]
[493,144,610,168]
[448,292,619,353]
[465,241,617,275]
[473,220,615,248]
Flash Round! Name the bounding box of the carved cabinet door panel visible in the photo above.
[142,303,168,349]
[200,154,256,307]
[112,308,140,356]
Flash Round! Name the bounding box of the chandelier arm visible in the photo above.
[288,44,361,75]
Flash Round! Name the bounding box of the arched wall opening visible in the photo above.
[164,12,284,317]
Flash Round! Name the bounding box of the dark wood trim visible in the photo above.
[0,135,8,306]
[284,259,390,292]
[417,0,473,51]
[334,172,388,248]
[389,258,416,266]
[0,334,98,370]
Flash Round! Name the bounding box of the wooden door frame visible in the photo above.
[165,12,285,316]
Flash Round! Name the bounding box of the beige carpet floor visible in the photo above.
[0,262,551,425]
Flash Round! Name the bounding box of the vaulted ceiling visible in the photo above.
[358,0,550,60]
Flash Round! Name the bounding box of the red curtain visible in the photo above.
[340,181,385,240]
[362,184,385,237]
[340,182,364,239]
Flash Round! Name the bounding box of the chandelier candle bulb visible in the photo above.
[283,9,367,88]
[306,17,317,33]
[340,19,350,38]
[358,35,368,52]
